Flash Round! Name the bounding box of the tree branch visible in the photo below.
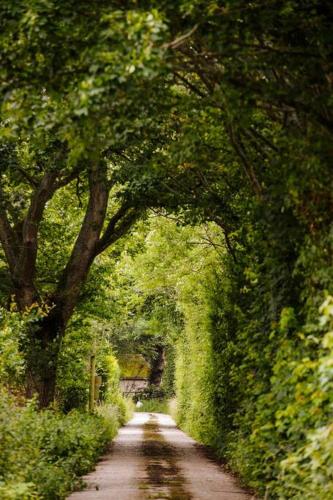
[12,171,58,308]
[211,216,238,263]
[174,71,207,98]
[95,205,140,256]
[55,163,85,189]
[16,167,39,187]
[56,162,109,324]
[227,124,263,197]
[163,24,198,50]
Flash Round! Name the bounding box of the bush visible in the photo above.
[97,397,134,426]
[276,297,333,499]
[0,307,27,389]
[174,266,333,498]
[0,392,123,499]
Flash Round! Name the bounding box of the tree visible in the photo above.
[0,1,171,406]
[1,0,332,410]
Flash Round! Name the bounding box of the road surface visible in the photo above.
[68,412,253,500]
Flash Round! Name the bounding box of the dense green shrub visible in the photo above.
[0,307,34,390]
[56,320,91,413]
[57,318,128,415]
[276,297,333,499]
[161,345,176,397]
[175,280,218,447]
[0,393,121,499]
[97,353,134,424]
[174,263,333,497]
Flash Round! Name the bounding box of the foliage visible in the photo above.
[97,399,134,430]
[56,317,92,412]
[276,296,333,499]
[118,214,332,498]
[56,311,129,417]
[118,354,150,379]
[160,345,176,397]
[97,352,134,424]
[0,392,121,500]
[0,1,332,497]
[0,308,25,388]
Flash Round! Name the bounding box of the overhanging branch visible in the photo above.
[95,205,141,256]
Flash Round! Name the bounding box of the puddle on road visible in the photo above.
[140,414,192,500]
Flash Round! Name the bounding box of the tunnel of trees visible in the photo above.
[0,1,332,498]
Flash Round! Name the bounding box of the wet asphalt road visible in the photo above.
[68,412,253,500]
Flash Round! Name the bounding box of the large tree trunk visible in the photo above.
[25,310,64,407]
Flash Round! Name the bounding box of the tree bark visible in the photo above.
[55,162,109,325]
[25,312,64,407]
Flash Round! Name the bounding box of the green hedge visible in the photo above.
[174,268,333,498]
[0,393,122,499]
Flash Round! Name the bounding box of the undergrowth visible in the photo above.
[0,392,128,500]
